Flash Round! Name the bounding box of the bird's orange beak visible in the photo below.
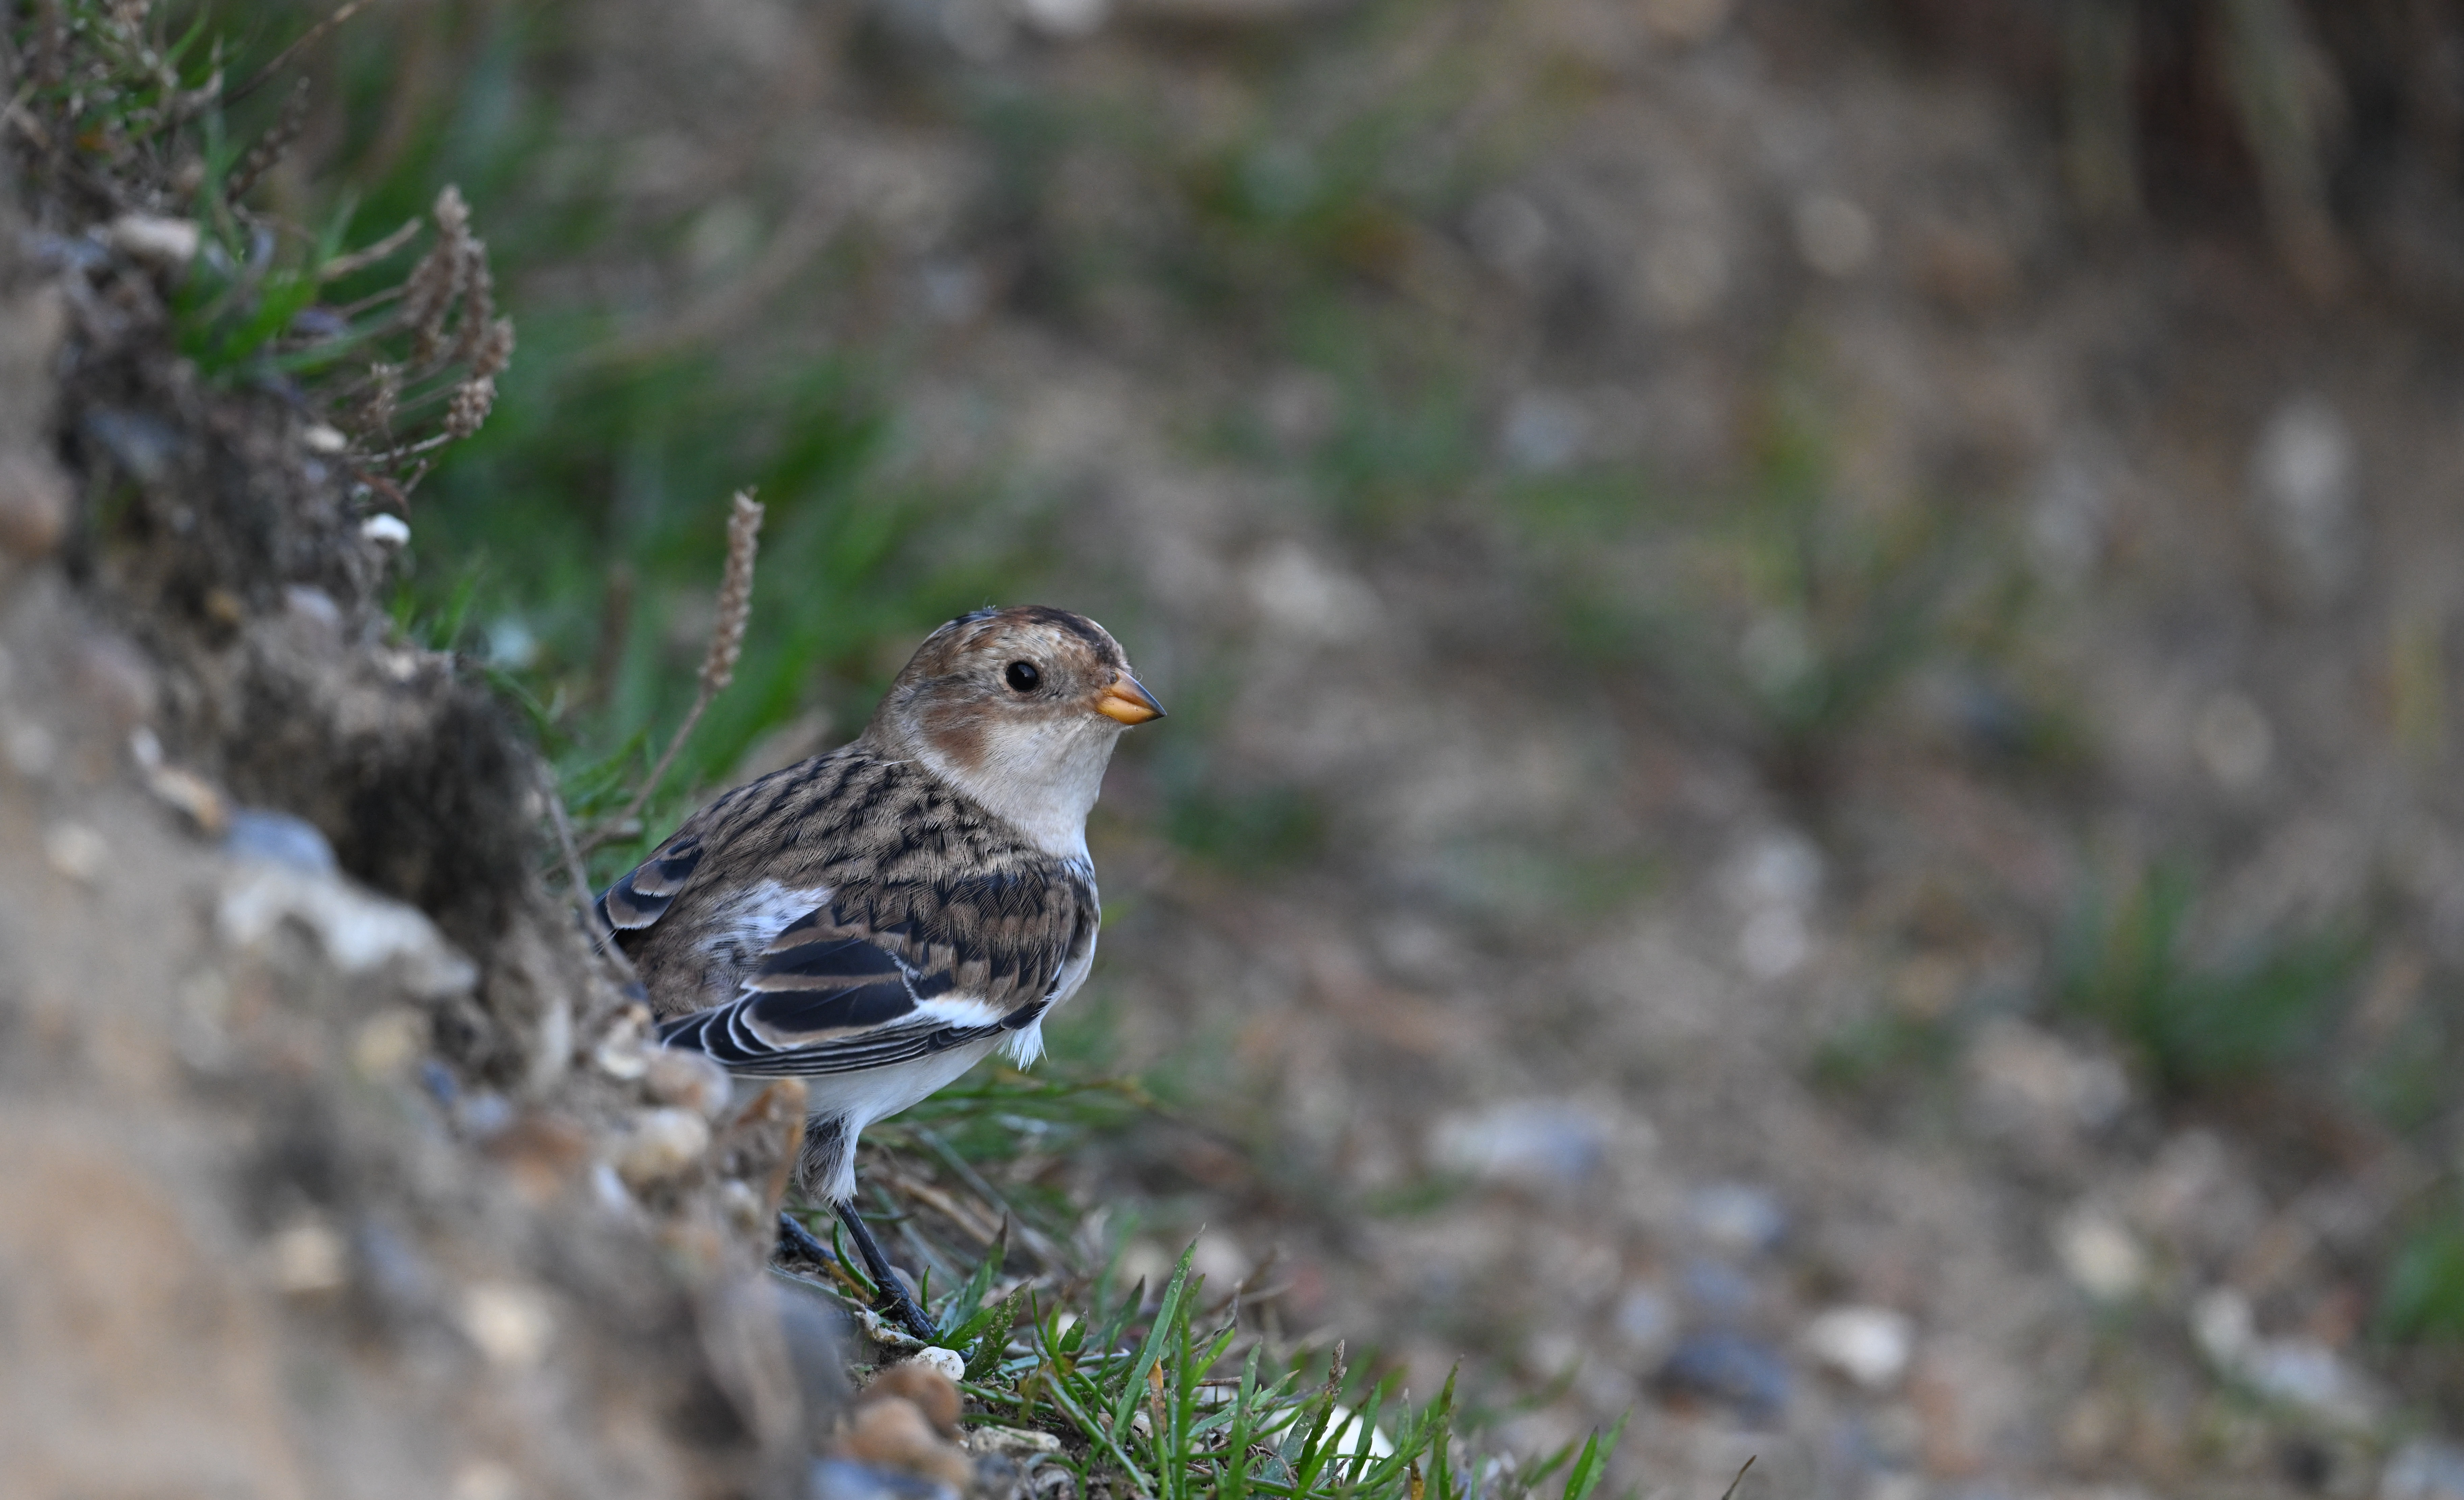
[1094,672,1166,725]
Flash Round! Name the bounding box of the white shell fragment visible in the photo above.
[264,1219,348,1294]
[2052,1205,2147,1301]
[1325,1404,1396,1459]
[458,1282,556,1369]
[614,1107,711,1188]
[107,213,201,270]
[966,1426,1062,1456]
[1803,1305,1914,1391]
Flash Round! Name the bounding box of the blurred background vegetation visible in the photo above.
[140,0,2464,1487]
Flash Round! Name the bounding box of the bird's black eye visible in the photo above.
[1004,661,1042,692]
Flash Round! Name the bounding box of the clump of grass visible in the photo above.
[2378,1207,2464,1344]
[2054,865,2361,1097]
[975,1247,1619,1500]
[773,1063,1631,1500]
[796,1229,1627,1500]
[1809,1012,1961,1100]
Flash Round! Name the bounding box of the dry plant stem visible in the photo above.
[226,0,378,107]
[1718,1456,1758,1500]
[225,76,307,202]
[540,761,609,942]
[583,491,764,854]
[318,216,422,282]
[584,562,636,711]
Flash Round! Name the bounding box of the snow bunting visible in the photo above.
[597,606,1162,1335]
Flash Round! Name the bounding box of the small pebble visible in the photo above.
[1679,1257,1759,1322]
[1657,1329,1791,1423]
[351,1008,427,1079]
[964,1426,1061,1457]
[44,822,107,885]
[1803,1305,1914,1391]
[592,1007,653,1081]
[1427,1099,1609,1187]
[1324,1404,1396,1458]
[840,1397,975,1490]
[265,1218,349,1294]
[614,1106,711,1188]
[644,1046,733,1119]
[1689,1182,1788,1253]
[105,212,200,270]
[809,1457,957,1500]
[144,763,227,834]
[452,1091,516,1140]
[223,808,338,875]
[873,1356,964,1433]
[2052,1205,2146,1301]
[458,1281,555,1369]
[716,1178,768,1236]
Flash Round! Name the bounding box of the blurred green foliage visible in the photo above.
[2382,1211,2464,1344]
[2055,866,2362,1096]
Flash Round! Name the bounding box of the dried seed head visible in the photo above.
[403,185,475,365]
[699,492,764,697]
[431,183,470,241]
[469,317,516,380]
[444,375,496,441]
[453,246,496,365]
[353,362,401,439]
[400,245,463,365]
[226,77,308,203]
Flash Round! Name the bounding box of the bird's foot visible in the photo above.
[776,1210,839,1268]
[785,1204,939,1343]
[870,1271,941,1344]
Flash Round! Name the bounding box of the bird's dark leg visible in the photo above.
[836,1199,940,1342]
[775,1210,839,1268]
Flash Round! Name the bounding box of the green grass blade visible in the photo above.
[1558,1412,1627,1500]
[1112,1244,1196,1436]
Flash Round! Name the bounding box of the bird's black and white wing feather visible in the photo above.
[655,898,1075,1076]
[592,751,1101,1079]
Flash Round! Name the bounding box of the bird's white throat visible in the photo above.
[911,713,1119,862]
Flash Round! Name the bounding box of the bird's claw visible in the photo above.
[777,1208,939,1343]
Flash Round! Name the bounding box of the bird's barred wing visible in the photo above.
[596,832,705,933]
[654,869,1095,1077]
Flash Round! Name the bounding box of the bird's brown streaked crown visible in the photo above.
[867,606,1161,766]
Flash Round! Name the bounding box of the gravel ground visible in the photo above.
[20,1,2464,1496]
